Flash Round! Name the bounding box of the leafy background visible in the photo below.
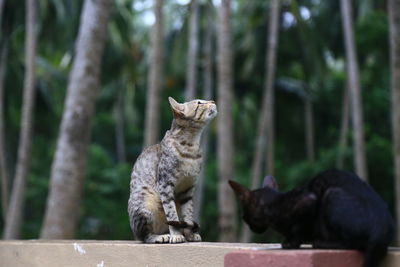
[1,0,394,242]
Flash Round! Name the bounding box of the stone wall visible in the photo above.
[0,240,398,267]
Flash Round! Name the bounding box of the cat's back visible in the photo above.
[308,170,390,213]
[309,170,375,198]
[130,144,161,187]
[309,170,394,244]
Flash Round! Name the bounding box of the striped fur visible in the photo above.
[128,97,217,243]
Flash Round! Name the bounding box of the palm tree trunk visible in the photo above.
[240,0,280,243]
[3,0,37,239]
[144,0,164,147]
[337,86,350,168]
[217,0,236,242]
[185,0,199,101]
[0,40,9,222]
[0,0,4,23]
[194,1,214,222]
[388,0,400,245]
[340,0,368,181]
[40,0,113,239]
[305,97,315,161]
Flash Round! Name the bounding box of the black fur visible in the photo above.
[229,170,394,267]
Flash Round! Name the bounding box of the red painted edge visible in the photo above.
[224,249,363,267]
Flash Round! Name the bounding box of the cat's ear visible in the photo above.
[262,175,278,190]
[168,97,185,117]
[228,180,250,202]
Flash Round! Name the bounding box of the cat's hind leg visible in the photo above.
[130,209,172,244]
[183,229,201,242]
[128,190,171,243]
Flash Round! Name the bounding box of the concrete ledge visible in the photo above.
[0,240,277,267]
[0,240,399,267]
[225,248,400,267]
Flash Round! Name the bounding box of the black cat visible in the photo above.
[229,170,394,267]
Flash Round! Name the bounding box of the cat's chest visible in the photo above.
[174,154,202,193]
[171,141,202,176]
[176,157,201,180]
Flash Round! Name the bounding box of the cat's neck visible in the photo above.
[269,188,311,224]
[168,120,205,146]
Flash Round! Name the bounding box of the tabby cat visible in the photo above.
[229,170,394,267]
[128,97,217,243]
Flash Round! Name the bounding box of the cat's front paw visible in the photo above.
[185,233,202,242]
[169,234,186,243]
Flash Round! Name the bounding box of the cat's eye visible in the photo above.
[197,101,201,104]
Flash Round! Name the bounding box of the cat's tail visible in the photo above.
[363,214,394,267]
[362,243,388,267]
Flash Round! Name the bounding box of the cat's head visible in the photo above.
[168,97,217,125]
[229,176,280,234]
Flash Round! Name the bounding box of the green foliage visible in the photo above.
[1,0,395,242]
[80,145,132,239]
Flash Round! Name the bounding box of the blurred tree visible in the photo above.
[144,0,164,147]
[40,0,113,239]
[240,0,281,243]
[194,0,214,222]
[0,0,6,222]
[185,0,199,101]
[263,0,280,182]
[0,38,8,221]
[0,0,4,26]
[304,94,315,160]
[340,0,368,181]
[4,0,37,239]
[389,0,400,245]
[217,0,236,242]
